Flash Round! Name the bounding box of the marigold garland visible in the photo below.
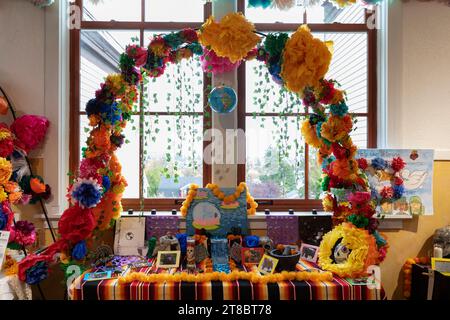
[118,269,333,284]
[180,182,258,216]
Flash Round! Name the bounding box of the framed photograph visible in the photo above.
[241,247,264,265]
[257,254,279,275]
[431,257,450,276]
[156,250,181,269]
[83,271,113,281]
[299,243,319,263]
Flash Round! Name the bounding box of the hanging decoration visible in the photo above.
[208,86,238,114]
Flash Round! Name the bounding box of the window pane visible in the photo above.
[79,115,140,198]
[246,59,303,114]
[80,30,140,111]
[245,1,304,24]
[146,0,204,22]
[143,115,203,198]
[83,0,141,21]
[308,146,323,200]
[246,116,305,199]
[351,116,368,149]
[307,0,366,24]
[143,31,204,113]
[315,32,368,113]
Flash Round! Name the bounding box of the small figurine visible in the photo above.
[152,232,181,257]
[186,238,196,270]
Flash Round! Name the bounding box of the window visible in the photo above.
[71,0,211,211]
[239,0,377,211]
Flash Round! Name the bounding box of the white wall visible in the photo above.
[0,0,68,220]
[387,1,450,159]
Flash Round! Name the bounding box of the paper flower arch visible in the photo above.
[19,12,387,284]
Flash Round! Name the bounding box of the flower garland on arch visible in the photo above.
[180,182,258,216]
[18,12,387,283]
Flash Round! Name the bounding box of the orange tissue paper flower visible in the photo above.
[281,25,332,94]
[301,120,322,148]
[320,115,353,143]
[30,177,47,194]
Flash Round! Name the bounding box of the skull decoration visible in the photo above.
[186,238,196,269]
[332,239,351,264]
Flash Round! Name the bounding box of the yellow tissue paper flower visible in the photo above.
[199,13,261,63]
[301,120,322,148]
[281,25,332,94]
[0,157,12,185]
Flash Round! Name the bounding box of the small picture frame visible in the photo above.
[431,257,450,276]
[156,250,181,269]
[241,247,264,265]
[257,254,279,275]
[299,243,319,263]
[83,271,113,281]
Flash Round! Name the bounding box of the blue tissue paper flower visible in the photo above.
[102,175,111,192]
[71,180,102,209]
[393,184,405,199]
[72,240,88,260]
[0,212,7,230]
[371,157,388,170]
[330,102,349,117]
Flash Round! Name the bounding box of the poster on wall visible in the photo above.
[357,149,434,216]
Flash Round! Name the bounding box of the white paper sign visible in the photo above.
[0,231,10,268]
[113,217,146,256]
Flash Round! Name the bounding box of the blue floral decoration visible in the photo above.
[248,0,272,8]
[244,235,260,248]
[0,212,7,230]
[268,62,283,84]
[371,157,388,170]
[99,101,122,125]
[72,240,88,260]
[330,102,349,117]
[25,261,49,285]
[176,233,187,255]
[102,175,111,192]
[321,155,336,170]
[373,231,387,247]
[393,184,405,199]
[72,181,102,209]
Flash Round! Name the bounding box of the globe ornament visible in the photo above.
[208,86,237,114]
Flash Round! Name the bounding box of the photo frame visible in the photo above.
[431,257,450,276]
[241,247,264,265]
[83,271,113,281]
[299,243,319,263]
[156,250,181,269]
[257,254,279,275]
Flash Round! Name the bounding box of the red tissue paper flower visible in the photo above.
[357,158,369,170]
[391,157,406,172]
[331,143,348,160]
[348,191,371,205]
[126,45,148,68]
[394,176,404,186]
[11,115,49,153]
[58,204,96,243]
[380,186,394,199]
[17,254,52,282]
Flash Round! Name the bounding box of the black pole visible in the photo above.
[0,85,57,242]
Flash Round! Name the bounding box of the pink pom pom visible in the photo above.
[11,115,49,152]
[200,48,241,75]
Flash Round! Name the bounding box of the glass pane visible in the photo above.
[245,0,304,24]
[80,30,140,111]
[307,0,366,24]
[351,116,367,149]
[246,116,305,199]
[143,115,203,198]
[79,115,140,198]
[83,0,141,21]
[246,59,303,114]
[315,32,368,113]
[308,146,323,200]
[146,0,204,22]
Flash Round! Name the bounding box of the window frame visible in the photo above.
[70,0,212,211]
[236,1,378,212]
[70,0,377,212]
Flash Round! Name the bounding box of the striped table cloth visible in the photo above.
[69,260,385,300]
